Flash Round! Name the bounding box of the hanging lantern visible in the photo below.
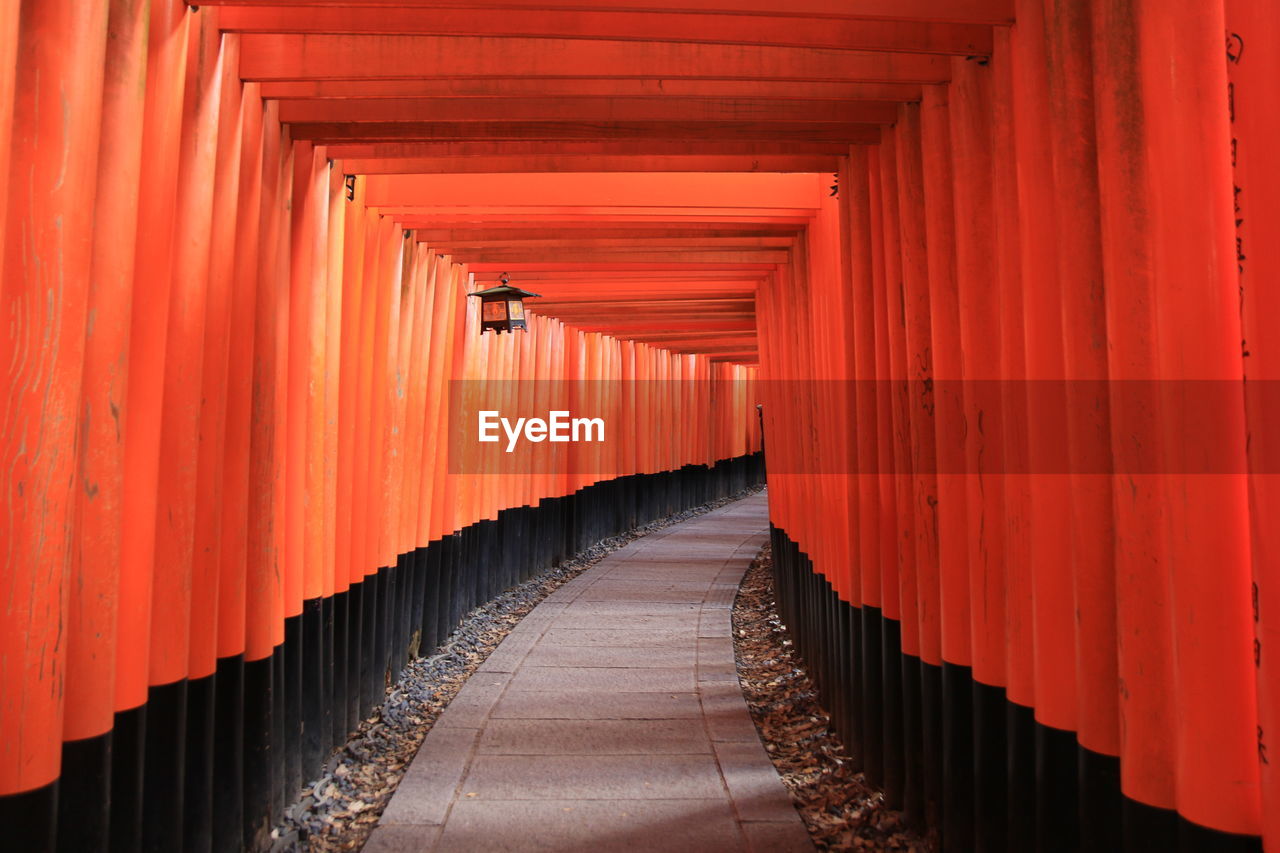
[469,274,542,335]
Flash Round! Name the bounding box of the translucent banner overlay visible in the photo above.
[446,379,1279,475]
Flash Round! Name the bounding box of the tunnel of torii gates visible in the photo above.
[3,0,1280,852]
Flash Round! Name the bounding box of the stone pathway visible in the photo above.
[362,491,813,853]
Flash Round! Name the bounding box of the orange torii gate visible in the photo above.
[1,2,1278,852]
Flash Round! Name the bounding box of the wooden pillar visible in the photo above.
[0,3,108,850]
[58,1,146,849]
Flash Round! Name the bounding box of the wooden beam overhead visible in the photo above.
[198,0,1015,26]
[262,78,925,102]
[367,173,822,208]
[344,155,843,173]
[391,212,813,225]
[219,7,993,54]
[423,236,797,250]
[412,226,802,240]
[454,249,791,264]
[238,34,953,83]
[278,97,901,124]
[327,138,850,158]
[466,262,778,272]
[291,120,883,144]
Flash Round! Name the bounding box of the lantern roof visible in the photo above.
[469,283,542,300]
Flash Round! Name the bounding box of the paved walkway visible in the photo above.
[363,491,813,853]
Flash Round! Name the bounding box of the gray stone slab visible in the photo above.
[436,799,745,853]
[703,587,739,609]
[476,647,531,674]
[698,637,736,659]
[700,682,764,743]
[459,754,727,800]
[697,620,734,639]
[582,580,714,592]
[578,588,711,603]
[507,665,695,693]
[740,820,815,853]
[379,728,479,826]
[698,662,740,683]
[550,612,702,631]
[557,601,702,616]
[360,824,440,853]
[477,718,711,755]
[521,644,697,669]
[436,681,506,729]
[490,690,703,720]
[713,741,799,823]
[541,628,692,648]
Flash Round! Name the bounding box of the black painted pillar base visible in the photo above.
[212,655,244,853]
[1035,723,1079,853]
[183,672,216,853]
[243,653,275,853]
[1078,745,1121,853]
[56,732,111,853]
[110,704,146,853]
[142,679,187,852]
[1007,701,1037,852]
[972,680,1006,853]
[0,780,57,853]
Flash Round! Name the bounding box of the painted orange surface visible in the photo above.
[0,2,1272,848]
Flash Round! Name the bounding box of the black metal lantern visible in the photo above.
[469,274,542,335]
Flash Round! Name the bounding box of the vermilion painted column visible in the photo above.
[948,54,1009,853]
[869,142,905,807]
[1089,2,1178,846]
[337,175,365,595]
[59,1,145,849]
[989,25,1038,851]
[186,28,241,853]
[438,260,468,540]
[1041,6,1121,848]
[148,8,223,846]
[116,19,188,820]
[377,220,405,570]
[285,139,316,629]
[247,105,292,832]
[321,160,345,764]
[403,249,433,552]
[352,199,382,721]
[920,82,974,852]
[844,148,884,785]
[1226,1,1280,849]
[336,174,366,738]
[1010,4,1079,848]
[1140,0,1260,841]
[219,78,264,853]
[325,163,345,598]
[352,202,380,588]
[0,2,107,849]
[191,30,242,685]
[0,1,18,262]
[301,143,332,782]
[895,101,943,841]
[879,125,922,821]
[811,175,854,760]
[420,252,451,545]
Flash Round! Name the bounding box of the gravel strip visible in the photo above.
[268,485,765,852]
[731,544,932,853]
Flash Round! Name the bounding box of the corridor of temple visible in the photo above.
[1,1,1277,851]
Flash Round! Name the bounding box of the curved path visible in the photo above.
[363,491,812,853]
